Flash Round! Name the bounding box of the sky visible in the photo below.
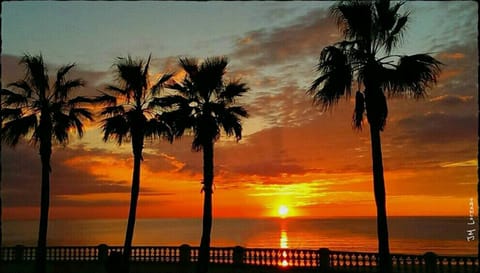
[1,1,478,220]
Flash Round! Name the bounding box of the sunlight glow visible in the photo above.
[278,205,289,218]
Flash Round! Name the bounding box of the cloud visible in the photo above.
[396,113,476,144]
[247,83,322,128]
[2,141,183,208]
[2,143,132,207]
[232,8,337,66]
[429,95,473,107]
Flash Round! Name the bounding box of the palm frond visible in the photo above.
[219,109,244,141]
[54,64,75,98]
[308,46,353,109]
[179,57,199,78]
[2,88,29,106]
[52,111,73,143]
[69,114,85,138]
[93,92,117,106]
[384,54,442,97]
[226,106,248,118]
[161,109,193,139]
[331,1,373,42]
[151,73,173,96]
[55,64,75,83]
[145,116,173,142]
[2,114,38,146]
[21,54,50,97]
[7,81,34,98]
[352,90,365,130]
[68,96,95,106]
[150,95,189,109]
[220,81,249,103]
[106,85,127,96]
[166,81,191,97]
[114,56,145,101]
[169,56,249,149]
[384,15,408,54]
[143,54,152,90]
[101,105,125,116]
[70,107,94,121]
[55,79,85,100]
[1,108,23,121]
[197,56,228,99]
[101,115,129,144]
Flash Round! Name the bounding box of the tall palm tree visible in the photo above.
[97,55,172,269]
[1,54,93,273]
[160,57,248,273]
[308,1,441,272]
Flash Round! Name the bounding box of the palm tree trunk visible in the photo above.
[369,125,391,273]
[0,90,3,267]
[36,136,52,273]
[197,141,214,273]
[123,138,143,273]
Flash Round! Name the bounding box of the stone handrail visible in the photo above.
[1,244,478,273]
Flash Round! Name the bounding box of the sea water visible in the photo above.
[3,217,477,255]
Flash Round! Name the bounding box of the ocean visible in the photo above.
[3,217,477,256]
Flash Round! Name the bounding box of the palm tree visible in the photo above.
[308,1,441,272]
[1,54,93,273]
[97,55,172,270]
[160,57,248,273]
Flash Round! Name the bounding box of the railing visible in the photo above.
[1,244,478,273]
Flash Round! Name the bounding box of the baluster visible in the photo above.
[244,250,250,264]
[367,254,372,271]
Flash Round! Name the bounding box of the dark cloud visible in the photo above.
[2,141,179,208]
[247,83,322,127]
[232,8,336,66]
[2,143,131,207]
[429,95,474,107]
[396,113,476,144]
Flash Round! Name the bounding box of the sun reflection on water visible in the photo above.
[280,223,289,267]
[280,230,288,249]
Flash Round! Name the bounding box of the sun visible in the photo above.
[278,205,289,218]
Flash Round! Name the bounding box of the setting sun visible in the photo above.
[278,205,289,218]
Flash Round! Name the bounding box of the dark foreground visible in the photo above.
[2,245,478,273]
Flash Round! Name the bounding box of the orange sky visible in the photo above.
[2,2,478,220]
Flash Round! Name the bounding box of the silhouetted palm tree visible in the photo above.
[96,55,172,271]
[160,57,248,273]
[308,1,441,272]
[1,54,93,273]
[0,87,3,252]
